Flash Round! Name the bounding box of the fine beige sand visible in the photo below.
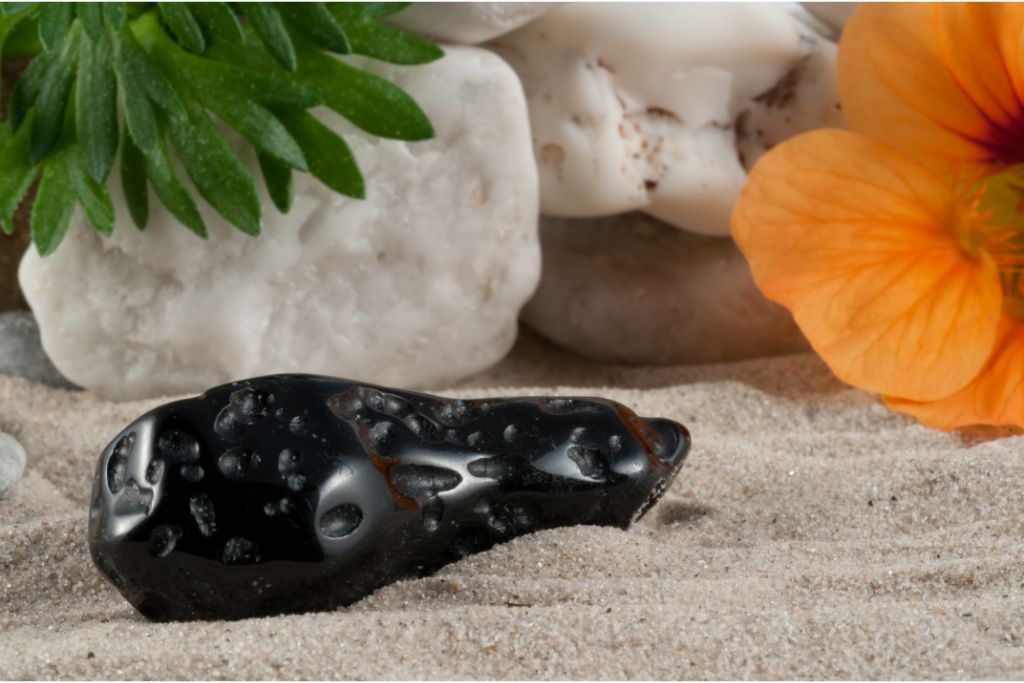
[1,330,1023,679]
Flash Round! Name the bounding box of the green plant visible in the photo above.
[0,2,442,255]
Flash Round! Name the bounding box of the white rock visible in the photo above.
[521,213,809,366]
[489,4,841,236]
[0,432,26,496]
[736,37,843,171]
[801,3,858,36]
[386,3,552,44]
[20,47,540,401]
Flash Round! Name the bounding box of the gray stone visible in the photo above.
[0,311,77,389]
[521,213,809,366]
[0,431,27,496]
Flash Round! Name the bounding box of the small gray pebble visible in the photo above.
[0,431,27,496]
[0,311,78,389]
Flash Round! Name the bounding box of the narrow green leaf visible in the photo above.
[76,34,118,181]
[30,23,80,163]
[31,158,76,256]
[2,13,38,54]
[102,2,125,30]
[67,146,114,235]
[111,34,158,154]
[76,3,104,42]
[341,21,443,65]
[168,100,261,235]
[348,3,411,20]
[114,25,185,118]
[295,44,434,140]
[0,4,34,17]
[205,98,307,170]
[158,3,205,53]
[37,2,71,50]
[10,48,55,129]
[142,132,207,238]
[258,152,292,213]
[240,3,296,71]
[278,109,364,199]
[277,3,350,54]
[120,134,149,229]
[190,2,244,46]
[110,26,185,154]
[0,10,27,104]
[161,41,320,108]
[0,112,40,234]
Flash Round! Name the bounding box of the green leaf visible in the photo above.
[295,43,434,140]
[0,10,27,103]
[120,134,148,229]
[158,3,205,53]
[240,3,296,71]
[110,25,185,154]
[0,4,34,17]
[167,100,261,235]
[102,2,125,30]
[190,2,244,46]
[67,145,114,235]
[10,47,55,129]
[341,20,443,65]
[37,2,71,50]
[258,152,292,213]
[31,157,76,256]
[76,33,119,181]
[205,98,307,170]
[142,131,207,238]
[29,23,80,163]
[344,3,411,20]
[278,109,364,199]
[0,112,40,234]
[277,3,350,54]
[76,3,104,42]
[161,40,321,109]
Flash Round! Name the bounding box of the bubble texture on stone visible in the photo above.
[88,374,690,621]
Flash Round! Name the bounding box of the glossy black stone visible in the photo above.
[88,375,690,621]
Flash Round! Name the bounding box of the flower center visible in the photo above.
[957,167,1024,318]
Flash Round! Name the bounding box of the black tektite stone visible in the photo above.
[88,375,690,621]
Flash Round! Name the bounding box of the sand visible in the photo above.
[1,330,1023,679]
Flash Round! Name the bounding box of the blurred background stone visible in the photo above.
[489,3,843,237]
[386,2,552,44]
[0,431,27,496]
[0,311,77,389]
[521,213,809,366]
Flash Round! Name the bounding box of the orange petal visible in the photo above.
[886,317,1024,429]
[732,129,1002,402]
[839,3,1024,169]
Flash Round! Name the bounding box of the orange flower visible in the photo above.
[731,3,1024,430]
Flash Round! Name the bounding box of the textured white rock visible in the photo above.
[521,213,809,366]
[0,432,26,496]
[489,4,841,236]
[20,47,540,401]
[386,3,552,44]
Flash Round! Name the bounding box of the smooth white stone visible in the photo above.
[521,213,809,366]
[0,431,26,496]
[490,3,840,236]
[20,47,540,401]
[386,3,552,44]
